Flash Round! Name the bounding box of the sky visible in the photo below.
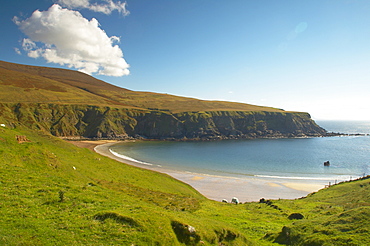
[1,0,370,120]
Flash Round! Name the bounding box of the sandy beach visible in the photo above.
[70,140,329,202]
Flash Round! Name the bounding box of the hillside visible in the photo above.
[0,60,326,140]
[1,126,369,245]
[0,60,282,113]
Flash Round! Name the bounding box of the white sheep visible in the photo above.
[231,197,239,204]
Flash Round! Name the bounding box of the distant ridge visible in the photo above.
[0,60,283,113]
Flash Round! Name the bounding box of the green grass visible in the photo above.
[1,126,369,245]
[0,127,251,245]
[267,180,370,245]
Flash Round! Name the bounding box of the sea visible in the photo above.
[109,120,370,182]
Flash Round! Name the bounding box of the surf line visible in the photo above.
[109,149,157,166]
[254,174,357,181]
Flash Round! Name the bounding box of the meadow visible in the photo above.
[1,125,369,245]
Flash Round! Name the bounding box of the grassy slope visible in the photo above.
[269,181,370,245]
[0,127,257,245]
[1,126,369,245]
[0,60,284,113]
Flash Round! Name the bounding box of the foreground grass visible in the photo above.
[0,126,369,245]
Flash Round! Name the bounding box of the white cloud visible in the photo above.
[21,38,37,52]
[21,38,43,58]
[14,4,130,77]
[56,0,130,15]
[14,48,22,55]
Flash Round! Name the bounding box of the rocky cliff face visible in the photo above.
[0,103,327,140]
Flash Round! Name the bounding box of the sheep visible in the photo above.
[231,197,239,204]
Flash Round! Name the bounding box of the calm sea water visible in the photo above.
[110,121,370,181]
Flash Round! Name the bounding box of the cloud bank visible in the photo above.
[56,0,130,15]
[14,3,129,76]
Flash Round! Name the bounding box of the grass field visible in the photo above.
[1,125,369,245]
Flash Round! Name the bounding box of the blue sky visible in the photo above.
[1,0,370,120]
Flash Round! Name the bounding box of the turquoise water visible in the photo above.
[110,121,370,181]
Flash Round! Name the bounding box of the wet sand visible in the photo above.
[68,140,118,151]
[81,141,330,203]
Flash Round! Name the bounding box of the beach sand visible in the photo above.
[71,140,329,203]
[68,140,118,151]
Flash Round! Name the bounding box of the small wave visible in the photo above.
[254,174,356,181]
[109,149,153,166]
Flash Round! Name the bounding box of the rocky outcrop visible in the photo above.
[0,103,327,140]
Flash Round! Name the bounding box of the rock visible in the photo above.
[187,225,196,234]
[171,221,201,245]
[265,200,272,205]
[288,213,304,220]
[16,135,30,143]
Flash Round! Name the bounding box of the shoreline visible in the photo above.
[79,140,334,203]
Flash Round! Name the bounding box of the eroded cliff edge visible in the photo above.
[0,103,327,140]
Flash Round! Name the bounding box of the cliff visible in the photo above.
[0,103,326,140]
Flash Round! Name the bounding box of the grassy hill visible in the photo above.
[1,125,369,245]
[0,60,284,113]
[0,60,326,140]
